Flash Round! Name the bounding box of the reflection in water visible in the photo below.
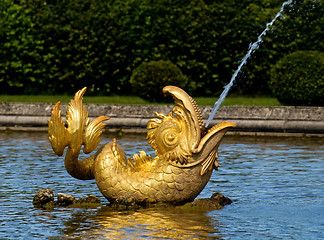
[0,132,323,239]
[61,206,221,239]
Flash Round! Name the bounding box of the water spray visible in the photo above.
[205,0,293,128]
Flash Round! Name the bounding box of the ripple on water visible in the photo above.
[0,132,323,239]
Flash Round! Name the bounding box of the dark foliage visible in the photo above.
[269,50,324,106]
[0,0,322,102]
[130,60,187,102]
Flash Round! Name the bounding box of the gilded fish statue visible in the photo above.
[48,86,235,205]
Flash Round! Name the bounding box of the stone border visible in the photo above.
[0,103,323,136]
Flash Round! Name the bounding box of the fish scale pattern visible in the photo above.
[94,141,212,204]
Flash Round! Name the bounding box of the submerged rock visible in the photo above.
[33,189,230,211]
[108,192,232,211]
[76,194,101,204]
[33,188,54,206]
[57,193,75,206]
[182,192,232,211]
[33,189,101,208]
[74,194,101,207]
[210,192,232,206]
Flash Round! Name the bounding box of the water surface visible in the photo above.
[0,132,323,239]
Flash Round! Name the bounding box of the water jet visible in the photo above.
[205,0,293,128]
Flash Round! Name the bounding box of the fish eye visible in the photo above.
[161,129,179,148]
[167,133,176,142]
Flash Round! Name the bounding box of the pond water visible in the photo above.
[0,131,323,239]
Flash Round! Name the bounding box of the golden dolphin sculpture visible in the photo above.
[48,86,235,205]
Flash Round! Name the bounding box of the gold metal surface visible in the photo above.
[48,86,235,204]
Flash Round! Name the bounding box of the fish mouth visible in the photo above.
[163,85,235,155]
[194,121,236,154]
[162,86,204,152]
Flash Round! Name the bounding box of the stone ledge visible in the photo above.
[0,103,323,134]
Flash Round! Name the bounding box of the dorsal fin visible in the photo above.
[127,151,156,172]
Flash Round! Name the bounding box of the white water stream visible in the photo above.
[205,0,293,127]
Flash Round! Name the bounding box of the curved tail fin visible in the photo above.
[48,87,110,179]
[48,101,69,156]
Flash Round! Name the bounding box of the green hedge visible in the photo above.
[240,0,324,95]
[269,51,324,106]
[0,0,322,99]
[130,60,187,102]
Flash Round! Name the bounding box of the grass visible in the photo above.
[0,95,150,104]
[0,94,281,106]
[195,96,281,106]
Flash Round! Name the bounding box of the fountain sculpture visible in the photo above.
[48,86,235,204]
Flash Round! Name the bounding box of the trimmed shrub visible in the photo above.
[130,60,187,102]
[269,51,324,106]
[241,0,324,95]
